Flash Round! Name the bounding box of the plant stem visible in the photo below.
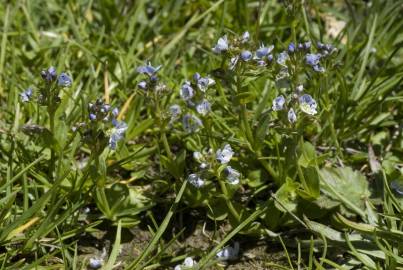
[48,106,56,181]
[161,131,172,158]
[218,178,241,222]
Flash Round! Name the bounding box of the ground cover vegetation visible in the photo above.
[0,0,402,269]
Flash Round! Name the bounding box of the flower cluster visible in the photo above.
[213,32,336,74]
[20,66,72,105]
[211,33,337,125]
[187,144,241,188]
[169,72,216,133]
[74,99,127,150]
[136,62,170,96]
[272,84,318,124]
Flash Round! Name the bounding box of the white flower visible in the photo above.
[200,163,208,169]
[212,35,229,53]
[299,94,318,115]
[241,31,250,43]
[196,76,215,92]
[196,100,211,116]
[223,166,240,185]
[187,174,204,188]
[183,257,196,267]
[216,242,240,261]
[88,257,103,269]
[109,120,128,149]
[216,144,234,164]
[20,88,33,102]
[296,84,304,92]
[174,257,197,270]
[57,73,72,87]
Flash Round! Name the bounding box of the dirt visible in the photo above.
[76,216,289,270]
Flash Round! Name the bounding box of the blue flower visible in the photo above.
[193,73,201,81]
[187,173,205,188]
[136,63,161,76]
[196,99,211,116]
[112,108,119,117]
[41,66,57,82]
[223,166,240,185]
[20,88,33,102]
[267,54,273,62]
[240,50,253,61]
[288,42,296,53]
[216,144,234,164]
[272,95,285,111]
[299,94,318,115]
[305,53,321,66]
[212,35,229,54]
[182,114,203,133]
[58,73,72,87]
[305,53,326,72]
[241,31,250,43]
[255,44,274,59]
[109,120,128,149]
[297,43,304,50]
[304,41,311,50]
[276,51,289,66]
[256,60,266,67]
[89,113,97,121]
[180,82,194,101]
[288,108,297,123]
[138,81,147,90]
[100,104,110,113]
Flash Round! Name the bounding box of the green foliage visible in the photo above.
[0,0,402,269]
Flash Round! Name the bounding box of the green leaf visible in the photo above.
[207,198,229,221]
[275,178,299,212]
[298,166,320,199]
[160,150,187,180]
[298,141,317,168]
[319,167,370,218]
[102,220,121,270]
